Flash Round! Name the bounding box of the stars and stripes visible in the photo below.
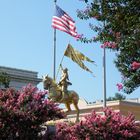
[52,5,78,37]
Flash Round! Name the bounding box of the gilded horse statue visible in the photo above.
[43,75,80,122]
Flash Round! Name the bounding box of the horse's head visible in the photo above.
[42,75,62,102]
[42,75,54,90]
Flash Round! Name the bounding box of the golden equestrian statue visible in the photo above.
[43,67,80,122]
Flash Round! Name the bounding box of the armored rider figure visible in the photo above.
[58,65,72,99]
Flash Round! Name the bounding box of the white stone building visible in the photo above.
[65,98,140,122]
[0,66,42,89]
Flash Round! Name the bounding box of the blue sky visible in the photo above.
[0,0,139,102]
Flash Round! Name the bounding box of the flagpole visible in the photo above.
[102,1,107,108]
[103,46,107,107]
[53,0,57,80]
[103,20,107,107]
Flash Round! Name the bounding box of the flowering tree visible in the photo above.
[53,108,140,140]
[0,84,64,139]
[77,0,140,94]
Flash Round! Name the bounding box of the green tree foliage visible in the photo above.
[77,0,140,94]
[107,93,126,101]
[0,72,10,88]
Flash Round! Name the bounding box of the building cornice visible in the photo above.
[0,66,42,89]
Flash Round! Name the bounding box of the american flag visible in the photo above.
[52,5,78,37]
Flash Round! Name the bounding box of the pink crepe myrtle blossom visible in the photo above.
[131,61,140,70]
[0,84,64,139]
[116,83,123,91]
[101,41,117,49]
[53,108,140,140]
